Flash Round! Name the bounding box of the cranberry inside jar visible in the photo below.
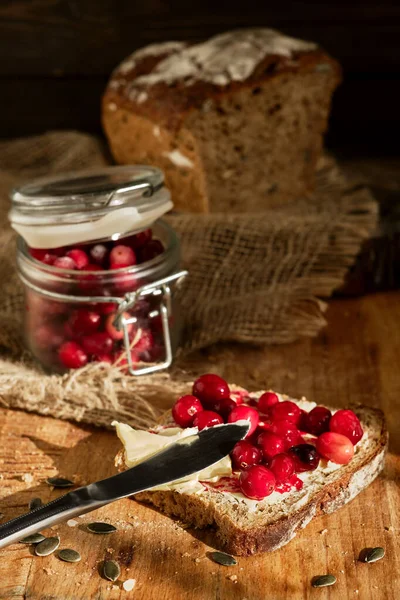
[12,166,186,375]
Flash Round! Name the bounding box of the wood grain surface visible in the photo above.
[0,292,399,600]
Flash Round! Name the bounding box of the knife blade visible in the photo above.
[0,422,249,549]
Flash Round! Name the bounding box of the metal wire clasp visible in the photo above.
[113,270,188,376]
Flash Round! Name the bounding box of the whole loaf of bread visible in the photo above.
[102,29,341,213]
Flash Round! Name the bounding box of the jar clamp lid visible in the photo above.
[9,166,172,249]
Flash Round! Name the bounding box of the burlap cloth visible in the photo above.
[0,131,378,428]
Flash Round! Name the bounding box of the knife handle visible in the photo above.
[0,490,104,549]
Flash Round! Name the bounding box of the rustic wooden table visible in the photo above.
[0,292,399,600]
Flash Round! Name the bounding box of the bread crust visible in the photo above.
[115,404,388,556]
[103,45,341,130]
[102,30,341,214]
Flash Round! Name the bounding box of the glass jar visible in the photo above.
[10,166,187,375]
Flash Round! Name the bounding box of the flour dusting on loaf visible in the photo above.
[122,29,317,92]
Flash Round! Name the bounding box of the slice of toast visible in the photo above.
[115,393,388,556]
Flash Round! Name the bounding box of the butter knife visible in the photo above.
[0,422,248,549]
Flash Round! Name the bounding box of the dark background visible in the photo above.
[1,0,399,155]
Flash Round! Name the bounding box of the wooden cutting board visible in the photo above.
[0,293,399,600]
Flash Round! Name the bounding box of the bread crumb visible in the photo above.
[194,558,201,563]
[67,519,78,527]
[182,552,191,557]
[340,570,344,574]
[123,579,136,592]
[21,473,34,483]
[108,102,117,112]
[107,548,114,553]
[384,525,394,532]
[320,528,328,535]
[228,575,238,583]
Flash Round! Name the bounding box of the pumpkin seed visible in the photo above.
[103,559,121,582]
[29,497,43,511]
[35,536,60,557]
[58,549,81,563]
[19,533,46,544]
[315,63,332,73]
[311,575,336,588]
[210,551,237,566]
[46,477,74,488]
[359,547,385,563]
[86,522,116,534]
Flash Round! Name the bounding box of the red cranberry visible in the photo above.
[269,401,302,425]
[213,397,236,421]
[66,249,89,270]
[289,444,320,472]
[231,441,262,470]
[192,374,230,409]
[105,312,133,340]
[81,332,113,355]
[301,406,332,436]
[131,329,154,353]
[270,420,304,448]
[29,248,58,265]
[111,270,138,294]
[252,421,274,440]
[109,262,130,270]
[139,239,164,263]
[148,343,164,362]
[98,301,118,315]
[90,244,108,265]
[228,405,259,438]
[239,465,276,500]
[257,432,286,460]
[269,453,296,482]
[29,248,48,261]
[33,324,64,350]
[58,341,88,369]
[316,432,354,464]
[53,256,77,270]
[67,309,101,336]
[90,291,118,316]
[230,390,248,405]
[193,410,223,430]
[126,229,152,249]
[84,264,103,272]
[78,264,104,292]
[329,409,363,445]
[172,395,203,428]
[110,245,136,267]
[93,353,113,364]
[258,392,279,413]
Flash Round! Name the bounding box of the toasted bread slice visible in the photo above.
[115,394,387,556]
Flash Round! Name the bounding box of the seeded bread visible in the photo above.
[115,397,387,556]
[102,29,341,213]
